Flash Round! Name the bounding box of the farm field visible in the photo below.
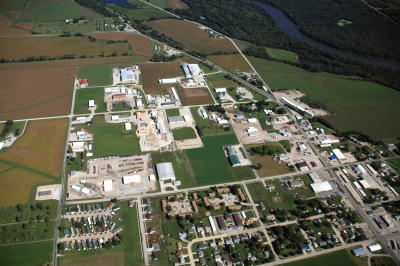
[172,127,197,140]
[281,246,367,266]
[60,252,125,266]
[107,2,170,21]
[176,86,214,105]
[0,14,28,35]
[165,0,188,9]
[0,67,74,120]
[90,116,141,158]
[0,167,53,206]
[266,47,299,63]
[0,119,68,177]
[140,59,189,94]
[77,65,112,86]
[89,32,153,57]
[0,36,129,60]
[0,240,54,266]
[249,56,400,141]
[207,54,252,73]
[74,87,106,114]
[145,19,237,54]
[186,134,255,186]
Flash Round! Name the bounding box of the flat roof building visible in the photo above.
[332,148,346,160]
[310,181,333,193]
[156,162,176,181]
[120,68,135,83]
[124,122,132,131]
[103,180,113,192]
[181,64,201,78]
[122,175,141,184]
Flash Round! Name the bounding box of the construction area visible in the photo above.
[229,113,269,144]
[67,155,156,200]
[104,86,144,111]
[135,111,175,152]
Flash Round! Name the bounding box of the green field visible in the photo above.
[91,116,141,157]
[165,108,180,117]
[77,65,113,86]
[0,240,54,266]
[32,19,112,34]
[186,134,255,186]
[266,47,299,63]
[387,158,400,175]
[108,2,170,21]
[206,72,237,89]
[74,87,106,114]
[282,247,366,266]
[172,127,197,140]
[249,56,400,140]
[120,202,143,265]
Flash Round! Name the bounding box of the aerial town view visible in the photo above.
[0,0,400,266]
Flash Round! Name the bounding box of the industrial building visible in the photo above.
[181,64,202,78]
[332,148,346,160]
[120,68,136,83]
[156,162,176,181]
[310,181,333,193]
[280,97,314,117]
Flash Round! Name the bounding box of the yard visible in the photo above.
[190,107,233,137]
[74,87,107,114]
[186,134,255,186]
[249,56,400,141]
[172,127,197,140]
[77,65,112,86]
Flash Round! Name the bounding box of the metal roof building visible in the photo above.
[168,116,185,123]
[156,162,176,181]
[351,247,366,257]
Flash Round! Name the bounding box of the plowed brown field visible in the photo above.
[0,67,74,120]
[176,86,214,105]
[89,32,153,57]
[166,0,188,9]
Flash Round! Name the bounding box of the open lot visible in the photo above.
[0,167,53,206]
[0,36,129,60]
[74,87,106,114]
[77,65,112,87]
[60,252,125,266]
[248,154,292,176]
[172,127,197,140]
[176,86,214,105]
[206,72,237,89]
[0,119,68,177]
[249,56,400,140]
[0,67,74,120]
[89,32,153,57]
[208,54,252,73]
[186,134,255,186]
[0,240,54,266]
[90,116,141,158]
[145,19,237,54]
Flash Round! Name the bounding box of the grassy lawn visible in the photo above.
[266,47,299,63]
[74,87,106,114]
[151,151,196,188]
[387,158,400,175]
[281,247,367,266]
[205,72,237,89]
[108,3,170,21]
[165,108,180,117]
[186,134,255,186]
[249,56,400,141]
[89,116,141,157]
[371,256,396,266]
[172,127,197,140]
[77,65,112,86]
[0,240,54,266]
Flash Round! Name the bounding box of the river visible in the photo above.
[242,0,400,71]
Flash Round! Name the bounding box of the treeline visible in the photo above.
[150,53,181,62]
[262,0,400,62]
[166,0,400,90]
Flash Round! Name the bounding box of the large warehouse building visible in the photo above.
[181,64,202,78]
[156,162,176,181]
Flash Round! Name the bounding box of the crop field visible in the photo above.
[176,86,214,105]
[0,36,129,60]
[0,167,53,206]
[74,87,106,114]
[172,127,197,140]
[0,240,54,266]
[282,246,366,266]
[77,65,112,86]
[0,14,28,35]
[249,56,400,140]
[186,134,255,186]
[89,116,141,158]
[60,252,125,266]
[165,0,189,9]
[207,54,252,73]
[89,32,153,57]
[14,0,101,22]
[107,2,170,21]
[266,47,299,63]
[0,67,74,120]
[140,59,189,94]
[146,19,237,54]
[0,119,68,177]
[206,72,237,89]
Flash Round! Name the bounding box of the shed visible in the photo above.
[124,122,132,131]
[351,247,366,257]
[368,243,382,252]
[234,113,245,119]
[88,100,95,108]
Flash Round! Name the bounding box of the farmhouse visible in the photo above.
[156,162,176,181]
